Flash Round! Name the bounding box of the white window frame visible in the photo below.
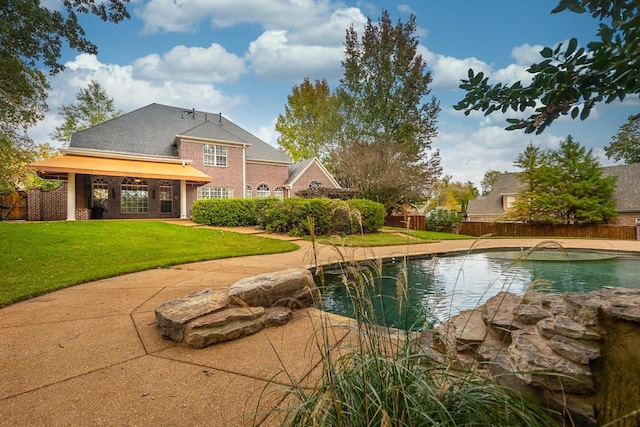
[92,178,108,208]
[197,187,233,199]
[246,185,252,198]
[203,144,227,167]
[121,177,149,213]
[159,180,173,213]
[256,183,270,198]
[274,186,284,200]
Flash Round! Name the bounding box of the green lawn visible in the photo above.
[318,227,473,246]
[0,221,298,307]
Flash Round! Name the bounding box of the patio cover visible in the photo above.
[29,155,212,183]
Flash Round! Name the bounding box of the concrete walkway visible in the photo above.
[1,223,639,426]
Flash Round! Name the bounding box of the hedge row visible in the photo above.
[191,198,385,236]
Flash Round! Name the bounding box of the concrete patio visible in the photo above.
[2,223,639,426]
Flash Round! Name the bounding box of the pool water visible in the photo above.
[317,249,640,331]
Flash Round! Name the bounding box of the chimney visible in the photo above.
[219,113,222,124]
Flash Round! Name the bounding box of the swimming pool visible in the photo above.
[317,249,640,330]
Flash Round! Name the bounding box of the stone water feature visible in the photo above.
[155,268,640,426]
[420,287,640,427]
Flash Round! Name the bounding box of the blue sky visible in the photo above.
[33,0,638,188]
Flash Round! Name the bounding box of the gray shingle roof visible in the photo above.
[69,103,291,163]
[286,158,314,185]
[467,173,520,216]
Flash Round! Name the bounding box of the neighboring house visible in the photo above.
[466,164,640,226]
[29,103,340,221]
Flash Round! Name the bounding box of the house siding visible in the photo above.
[246,161,290,198]
[180,141,245,196]
[291,162,338,195]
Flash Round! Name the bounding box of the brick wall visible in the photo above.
[28,182,67,221]
[607,213,640,226]
[246,161,290,198]
[291,161,339,196]
[180,140,245,196]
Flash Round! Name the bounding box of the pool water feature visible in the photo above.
[317,249,640,331]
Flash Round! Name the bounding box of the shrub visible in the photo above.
[347,199,385,233]
[426,209,462,233]
[191,198,258,226]
[261,198,333,237]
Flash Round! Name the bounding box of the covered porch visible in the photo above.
[29,155,212,221]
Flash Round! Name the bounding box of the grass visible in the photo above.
[316,227,474,246]
[0,220,298,307]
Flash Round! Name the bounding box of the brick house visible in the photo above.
[466,164,640,226]
[29,103,340,221]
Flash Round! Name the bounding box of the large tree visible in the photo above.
[0,0,129,192]
[480,170,501,196]
[51,80,122,146]
[454,0,639,134]
[428,175,478,214]
[510,137,617,224]
[275,78,340,163]
[604,116,640,164]
[333,10,441,212]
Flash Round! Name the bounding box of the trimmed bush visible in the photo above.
[347,199,385,233]
[191,198,258,226]
[192,197,386,236]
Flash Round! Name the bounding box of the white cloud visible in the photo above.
[132,43,246,83]
[419,46,492,91]
[31,54,247,148]
[246,30,344,81]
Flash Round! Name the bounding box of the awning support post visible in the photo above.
[67,173,76,221]
[180,180,187,219]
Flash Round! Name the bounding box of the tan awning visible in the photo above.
[29,155,212,183]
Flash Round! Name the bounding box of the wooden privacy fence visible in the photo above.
[459,222,637,240]
[0,192,27,220]
[384,215,426,231]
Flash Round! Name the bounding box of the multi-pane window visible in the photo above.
[92,178,108,208]
[246,185,252,198]
[256,183,270,198]
[159,181,173,213]
[274,186,284,200]
[121,177,148,213]
[197,186,233,199]
[309,180,322,188]
[203,144,227,166]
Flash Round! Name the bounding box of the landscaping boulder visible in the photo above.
[155,268,314,348]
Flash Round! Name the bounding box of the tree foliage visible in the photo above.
[604,116,640,164]
[454,0,640,134]
[332,10,441,212]
[428,175,477,214]
[275,78,340,163]
[0,0,129,193]
[510,137,617,224]
[480,170,501,196]
[51,80,123,146]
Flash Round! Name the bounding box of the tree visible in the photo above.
[510,137,617,224]
[51,80,122,146]
[275,78,340,163]
[428,175,477,214]
[333,10,441,212]
[480,170,501,196]
[0,0,129,192]
[454,0,640,134]
[604,116,640,164]
[510,143,553,223]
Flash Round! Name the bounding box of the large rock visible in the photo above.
[228,268,315,308]
[508,330,594,394]
[183,306,266,348]
[155,289,228,342]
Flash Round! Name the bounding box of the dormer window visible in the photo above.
[203,144,227,166]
